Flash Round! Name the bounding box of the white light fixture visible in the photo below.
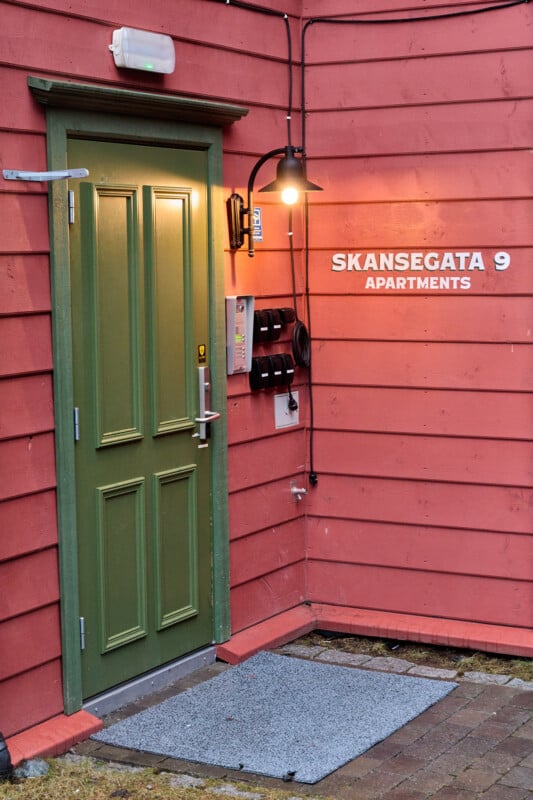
[110,27,175,74]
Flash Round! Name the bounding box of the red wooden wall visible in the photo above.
[0,0,307,737]
[0,0,531,740]
[301,0,532,632]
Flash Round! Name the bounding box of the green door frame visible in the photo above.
[30,78,247,713]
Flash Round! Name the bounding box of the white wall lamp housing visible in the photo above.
[110,27,175,74]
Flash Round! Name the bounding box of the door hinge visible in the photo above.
[68,190,75,224]
[73,407,80,441]
[79,616,86,651]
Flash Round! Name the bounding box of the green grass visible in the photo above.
[0,758,325,800]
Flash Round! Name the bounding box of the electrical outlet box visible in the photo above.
[274,392,299,429]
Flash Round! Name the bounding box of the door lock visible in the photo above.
[193,366,220,447]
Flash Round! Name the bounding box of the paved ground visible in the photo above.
[74,643,533,799]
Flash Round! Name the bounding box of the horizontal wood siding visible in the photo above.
[0,0,308,737]
[302,0,533,636]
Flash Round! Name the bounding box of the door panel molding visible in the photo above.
[45,102,229,714]
[153,466,199,631]
[81,183,144,447]
[96,477,148,652]
[144,186,194,436]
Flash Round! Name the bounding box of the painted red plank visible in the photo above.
[307,561,532,629]
[1,6,291,109]
[7,710,102,766]
[30,0,300,47]
[229,477,305,540]
[309,150,533,203]
[228,429,307,492]
[306,50,533,109]
[217,605,314,664]
[307,100,533,159]
[230,562,306,633]
[0,659,63,738]
[230,519,305,586]
[0,315,52,377]
[0,194,50,254]
[308,199,533,250]
[0,491,57,562]
[0,68,46,133]
[224,249,304,298]
[0,132,47,194]
[303,3,531,62]
[302,0,525,18]
[306,474,532,534]
[309,248,533,295]
[313,386,533,441]
[0,548,60,623]
[0,433,56,502]
[309,296,533,343]
[0,375,54,440]
[312,341,533,392]
[314,430,532,488]
[0,255,51,314]
[223,108,303,164]
[227,386,307,443]
[311,603,533,658]
[0,605,61,682]
[306,518,533,581]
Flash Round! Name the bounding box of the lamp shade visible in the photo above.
[258,147,322,196]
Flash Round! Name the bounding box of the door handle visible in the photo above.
[193,366,220,447]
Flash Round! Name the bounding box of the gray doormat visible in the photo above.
[93,651,456,784]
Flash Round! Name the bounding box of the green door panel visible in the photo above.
[68,138,214,699]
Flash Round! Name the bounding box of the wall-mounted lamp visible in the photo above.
[227,145,322,257]
[110,27,175,74]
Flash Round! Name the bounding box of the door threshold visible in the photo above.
[83,646,216,718]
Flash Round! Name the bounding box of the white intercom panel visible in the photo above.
[226,295,254,374]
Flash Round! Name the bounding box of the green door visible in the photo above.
[68,138,215,699]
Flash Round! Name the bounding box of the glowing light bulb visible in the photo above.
[281,187,299,205]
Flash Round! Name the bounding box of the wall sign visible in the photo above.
[331,251,511,291]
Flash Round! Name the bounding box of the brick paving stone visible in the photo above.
[402,736,452,760]
[441,735,496,760]
[364,656,414,673]
[407,665,458,680]
[473,720,523,740]
[453,764,502,791]
[452,683,485,699]
[278,644,326,658]
[481,786,532,800]
[507,678,533,691]
[364,739,404,760]
[461,671,512,685]
[336,770,403,799]
[392,768,453,794]
[492,736,533,758]
[382,721,430,745]
[498,765,533,789]
[465,686,517,713]
[516,720,533,740]
[430,786,479,799]
[521,752,533,768]
[491,707,531,727]
[314,650,373,666]
[509,691,533,709]
[381,789,427,800]
[334,756,383,778]
[430,751,477,776]
[380,753,427,774]
[447,707,495,727]
[471,750,523,774]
